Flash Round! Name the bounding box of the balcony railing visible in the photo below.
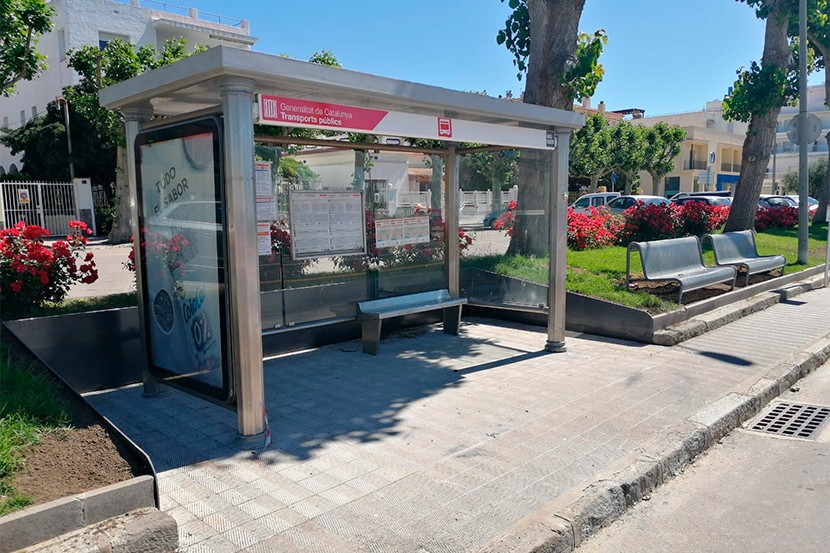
[720,163,742,172]
[683,160,707,170]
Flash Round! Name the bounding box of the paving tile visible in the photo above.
[84,292,830,553]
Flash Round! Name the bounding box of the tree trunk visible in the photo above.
[352,150,366,191]
[509,0,586,256]
[429,154,443,210]
[724,3,792,232]
[107,144,132,244]
[649,171,662,196]
[506,149,550,257]
[589,173,600,193]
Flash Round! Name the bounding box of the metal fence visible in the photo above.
[0,181,80,233]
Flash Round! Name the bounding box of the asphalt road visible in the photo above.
[575,359,830,553]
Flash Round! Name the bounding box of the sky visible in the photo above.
[159,0,823,116]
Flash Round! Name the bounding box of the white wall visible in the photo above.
[0,0,253,173]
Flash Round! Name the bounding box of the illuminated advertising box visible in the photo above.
[134,117,232,402]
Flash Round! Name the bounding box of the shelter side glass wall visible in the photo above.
[459,149,550,309]
[255,143,445,330]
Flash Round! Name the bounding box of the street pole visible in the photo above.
[797,0,809,264]
[57,97,75,181]
[772,145,777,194]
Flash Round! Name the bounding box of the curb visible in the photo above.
[24,508,178,553]
[477,332,830,553]
[0,476,155,553]
[653,274,826,345]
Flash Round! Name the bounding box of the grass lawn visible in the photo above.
[463,224,828,312]
[0,345,69,515]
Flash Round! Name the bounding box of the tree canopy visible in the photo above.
[0,0,54,96]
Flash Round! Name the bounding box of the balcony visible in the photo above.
[683,160,708,170]
[720,163,742,172]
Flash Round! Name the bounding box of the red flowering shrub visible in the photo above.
[755,206,798,231]
[567,207,622,250]
[677,202,730,237]
[125,228,195,274]
[493,199,517,236]
[0,220,97,317]
[618,202,681,244]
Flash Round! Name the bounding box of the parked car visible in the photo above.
[569,192,621,214]
[151,200,225,272]
[483,208,508,229]
[605,195,670,214]
[671,196,733,206]
[784,195,819,217]
[669,190,732,201]
[757,195,798,209]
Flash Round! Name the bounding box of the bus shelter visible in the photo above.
[100,46,584,440]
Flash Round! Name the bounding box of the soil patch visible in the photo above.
[628,270,781,307]
[2,327,144,509]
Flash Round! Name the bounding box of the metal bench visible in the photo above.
[356,289,467,355]
[703,230,786,285]
[626,236,737,303]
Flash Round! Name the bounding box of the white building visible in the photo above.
[0,0,255,175]
[769,84,830,192]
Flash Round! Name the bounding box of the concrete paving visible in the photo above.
[82,285,830,553]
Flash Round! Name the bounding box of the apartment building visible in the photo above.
[632,100,748,197]
[0,0,256,175]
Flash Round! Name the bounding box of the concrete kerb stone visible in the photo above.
[25,508,178,553]
[477,331,830,553]
[0,476,156,553]
[653,275,825,346]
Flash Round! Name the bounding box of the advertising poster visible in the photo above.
[288,191,366,259]
[136,118,229,400]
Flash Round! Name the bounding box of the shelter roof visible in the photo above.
[99,46,584,133]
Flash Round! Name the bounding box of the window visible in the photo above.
[2,116,8,129]
[31,106,37,117]
[574,197,590,208]
[20,110,26,124]
[665,177,680,198]
[98,32,128,50]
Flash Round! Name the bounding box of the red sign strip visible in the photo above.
[259,95,388,131]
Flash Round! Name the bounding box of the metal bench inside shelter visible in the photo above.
[356,289,467,355]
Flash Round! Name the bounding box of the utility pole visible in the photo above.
[56,97,75,180]
[797,0,809,264]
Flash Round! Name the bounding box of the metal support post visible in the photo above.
[123,104,162,397]
[220,77,266,441]
[445,144,460,297]
[546,131,570,352]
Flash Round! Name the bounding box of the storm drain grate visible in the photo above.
[749,402,830,440]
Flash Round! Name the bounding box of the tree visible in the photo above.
[781,156,827,196]
[64,38,202,242]
[1,0,54,96]
[497,0,606,256]
[607,120,646,195]
[640,122,687,196]
[723,0,798,232]
[0,100,116,185]
[569,113,612,192]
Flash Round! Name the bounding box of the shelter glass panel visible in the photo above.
[256,143,446,330]
[459,149,550,310]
